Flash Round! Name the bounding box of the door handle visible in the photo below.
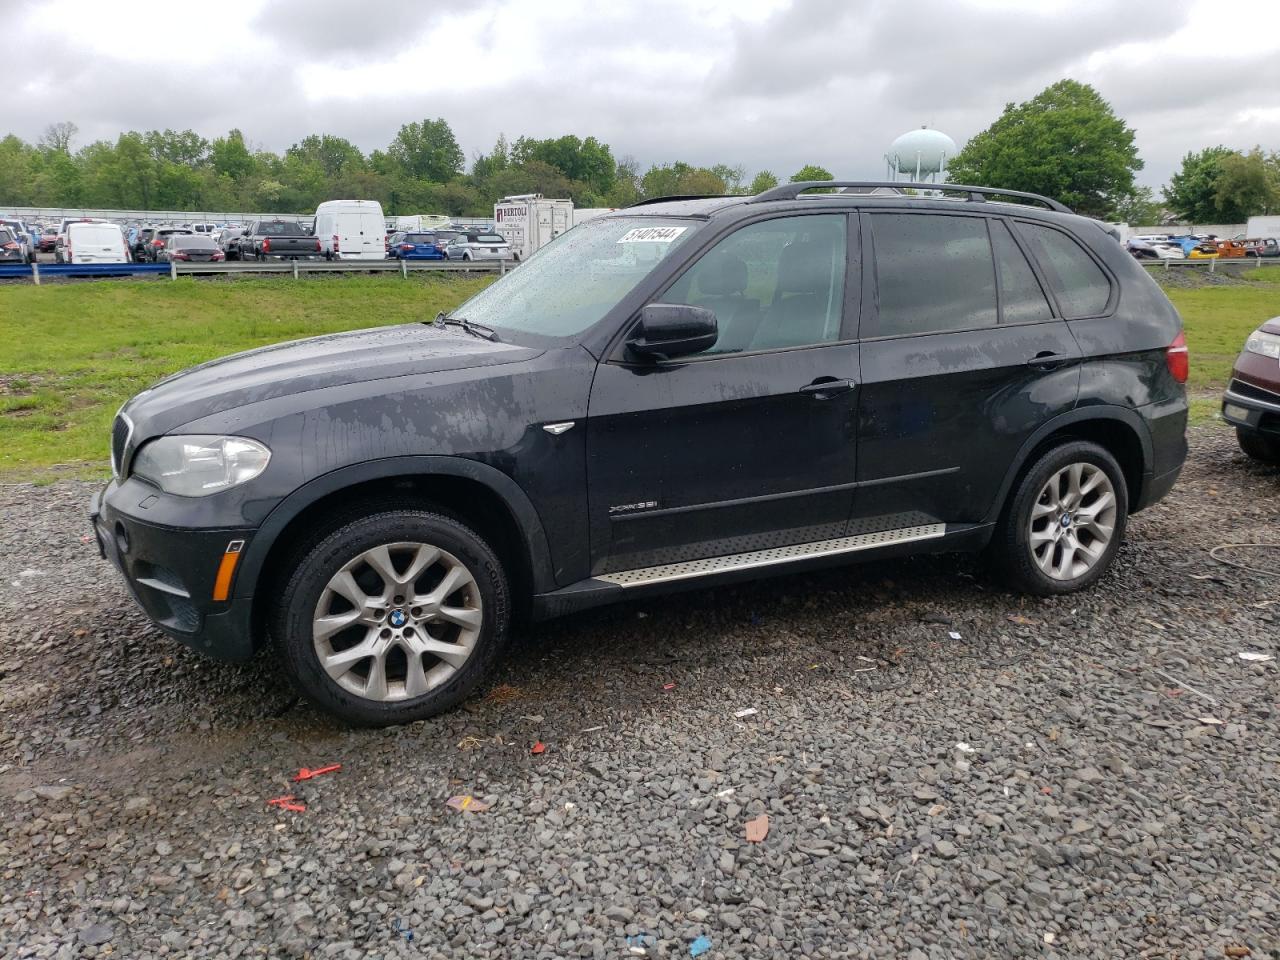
[1026,351,1071,370]
[799,378,857,399]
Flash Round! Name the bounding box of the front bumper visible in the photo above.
[1222,375,1280,437]
[90,484,259,661]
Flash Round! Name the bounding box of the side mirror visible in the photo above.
[626,303,718,361]
[241,228,251,236]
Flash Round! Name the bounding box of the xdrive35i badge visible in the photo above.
[609,500,660,515]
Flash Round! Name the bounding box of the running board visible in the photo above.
[596,523,947,588]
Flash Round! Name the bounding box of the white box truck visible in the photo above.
[1246,215,1280,239]
[493,195,573,261]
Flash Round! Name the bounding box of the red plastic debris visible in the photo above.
[662,682,676,691]
[267,795,306,813]
[291,763,342,782]
[531,741,546,755]
[745,814,770,843]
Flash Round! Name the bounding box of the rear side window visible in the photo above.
[1016,222,1111,318]
[869,213,996,337]
[991,221,1053,324]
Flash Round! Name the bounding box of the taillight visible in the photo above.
[400,244,414,251]
[262,237,271,253]
[212,251,224,261]
[332,234,340,253]
[153,239,163,247]
[315,239,321,252]
[1166,331,1189,384]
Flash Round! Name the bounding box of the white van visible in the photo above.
[64,221,129,264]
[314,200,386,260]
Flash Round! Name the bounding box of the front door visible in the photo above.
[852,212,1085,530]
[586,213,861,575]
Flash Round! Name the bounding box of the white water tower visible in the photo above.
[886,126,957,183]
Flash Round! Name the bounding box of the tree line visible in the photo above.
[0,120,820,216]
[4,86,1275,224]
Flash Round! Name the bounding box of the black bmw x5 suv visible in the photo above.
[92,181,1188,725]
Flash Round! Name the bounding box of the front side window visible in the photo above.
[455,216,699,338]
[869,214,996,338]
[662,214,847,355]
[1015,222,1111,318]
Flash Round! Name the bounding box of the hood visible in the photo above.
[122,322,542,433]
[1261,317,1280,337]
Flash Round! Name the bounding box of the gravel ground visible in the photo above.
[1,425,1277,959]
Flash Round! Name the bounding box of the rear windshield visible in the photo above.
[258,221,304,235]
[72,224,123,244]
[476,234,505,243]
[172,235,217,249]
[404,234,436,243]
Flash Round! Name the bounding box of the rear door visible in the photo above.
[851,212,1083,530]
[359,212,385,258]
[71,225,126,263]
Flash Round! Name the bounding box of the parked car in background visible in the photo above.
[0,218,37,263]
[62,221,130,264]
[387,232,446,260]
[315,199,387,260]
[1222,320,1280,464]
[235,219,321,261]
[217,226,244,259]
[159,234,225,263]
[39,225,58,252]
[1187,243,1220,260]
[1126,238,1180,261]
[1242,238,1280,258]
[141,228,195,262]
[132,227,158,261]
[1214,240,1247,259]
[94,181,1188,726]
[444,232,512,261]
[0,228,26,264]
[190,222,219,237]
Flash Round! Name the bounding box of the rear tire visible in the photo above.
[271,508,510,727]
[1237,428,1280,464]
[991,440,1128,596]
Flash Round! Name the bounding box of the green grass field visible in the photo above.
[0,268,1276,480]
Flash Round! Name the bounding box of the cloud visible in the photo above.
[2,0,1279,192]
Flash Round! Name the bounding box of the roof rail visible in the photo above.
[748,181,1072,214]
[627,194,727,207]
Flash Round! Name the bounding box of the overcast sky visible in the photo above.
[4,0,1278,189]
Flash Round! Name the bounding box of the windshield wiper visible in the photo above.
[427,312,500,342]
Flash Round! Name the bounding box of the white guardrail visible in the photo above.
[0,259,513,284]
[1141,256,1275,272]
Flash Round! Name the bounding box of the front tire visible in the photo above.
[1237,428,1280,464]
[992,440,1128,596]
[271,509,510,726]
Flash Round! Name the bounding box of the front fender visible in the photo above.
[232,455,558,599]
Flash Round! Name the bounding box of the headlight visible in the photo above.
[1245,328,1280,360]
[131,435,271,497]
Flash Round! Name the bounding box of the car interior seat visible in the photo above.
[691,253,762,353]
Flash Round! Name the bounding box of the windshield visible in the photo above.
[455,217,699,338]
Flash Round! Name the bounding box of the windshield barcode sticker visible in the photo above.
[616,227,687,244]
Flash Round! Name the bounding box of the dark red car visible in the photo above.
[38,226,57,252]
[1222,318,1280,463]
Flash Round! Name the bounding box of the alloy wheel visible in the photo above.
[312,541,482,702]
[1028,462,1117,581]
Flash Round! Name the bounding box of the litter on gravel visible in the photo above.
[744,814,770,843]
[445,795,491,813]
[733,708,758,719]
[1238,651,1274,662]
[690,935,713,957]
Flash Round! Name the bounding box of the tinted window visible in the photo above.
[173,235,217,249]
[1016,222,1110,318]
[477,234,505,243]
[663,214,847,355]
[991,221,1053,324]
[870,214,995,337]
[404,233,434,243]
[258,221,303,236]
